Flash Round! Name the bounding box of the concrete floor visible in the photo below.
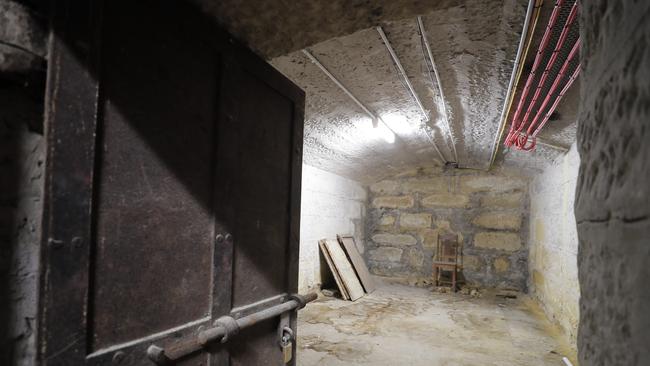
[297,281,575,365]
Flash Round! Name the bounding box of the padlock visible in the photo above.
[281,337,292,363]
[279,327,294,364]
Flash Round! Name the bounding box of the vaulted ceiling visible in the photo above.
[194,0,578,183]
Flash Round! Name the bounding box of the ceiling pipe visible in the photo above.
[302,49,377,121]
[416,16,459,165]
[376,26,447,164]
[302,49,397,143]
[488,0,542,170]
[376,26,429,121]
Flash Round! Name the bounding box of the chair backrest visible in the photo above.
[436,233,459,263]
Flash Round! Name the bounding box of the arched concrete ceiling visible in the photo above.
[192,0,579,183]
[192,0,461,59]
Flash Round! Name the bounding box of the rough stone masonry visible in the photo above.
[0,1,47,365]
[365,167,530,290]
[577,0,650,365]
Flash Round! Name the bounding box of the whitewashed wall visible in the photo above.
[529,143,580,349]
[298,164,366,292]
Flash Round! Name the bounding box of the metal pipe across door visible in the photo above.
[147,293,318,364]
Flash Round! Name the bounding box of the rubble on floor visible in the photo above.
[299,281,576,366]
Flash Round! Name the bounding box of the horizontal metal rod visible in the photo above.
[147,293,317,364]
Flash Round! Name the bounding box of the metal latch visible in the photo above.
[146,293,316,364]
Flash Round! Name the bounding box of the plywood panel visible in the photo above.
[323,239,364,301]
[319,240,349,300]
[338,236,376,293]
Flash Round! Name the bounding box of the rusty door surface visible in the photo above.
[38,1,304,365]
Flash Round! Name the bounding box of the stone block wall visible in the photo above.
[1,1,46,365]
[577,1,650,364]
[529,143,580,352]
[365,168,530,290]
[299,164,366,292]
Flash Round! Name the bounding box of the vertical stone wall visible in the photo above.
[299,164,366,292]
[577,1,650,365]
[0,1,46,365]
[529,143,580,352]
[366,168,529,290]
[0,97,43,366]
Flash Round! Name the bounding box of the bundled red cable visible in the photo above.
[504,0,580,151]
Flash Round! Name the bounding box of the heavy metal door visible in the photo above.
[38,1,305,365]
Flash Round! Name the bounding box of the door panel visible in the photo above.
[217,58,297,366]
[91,0,217,349]
[219,61,294,308]
[39,0,305,365]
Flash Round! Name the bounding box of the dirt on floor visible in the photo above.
[297,281,576,365]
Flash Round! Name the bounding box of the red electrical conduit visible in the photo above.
[531,50,581,136]
[513,60,580,151]
[513,1,579,145]
[514,39,581,150]
[505,0,565,146]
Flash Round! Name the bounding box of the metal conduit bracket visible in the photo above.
[213,316,239,343]
[289,294,309,310]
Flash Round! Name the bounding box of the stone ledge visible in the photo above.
[421,193,470,208]
[399,213,431,229]
[474,232,521,251]
[473,212,522,230]
[372,233,417,246]
[372,195,414,209]
[493,256,510,272]
[480,192,523,208]
[460,175,526,194]
[402,177,448,193]
[368,247,403,262]
[369,180,400,194]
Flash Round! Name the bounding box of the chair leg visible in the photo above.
[452,267,457,292]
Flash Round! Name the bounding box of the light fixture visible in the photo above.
[372,118,395,144]
[381,112,416,136]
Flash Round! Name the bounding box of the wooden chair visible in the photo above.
[432,233,462,291]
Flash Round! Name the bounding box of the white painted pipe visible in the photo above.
[376,26,429,122]
[302,49,377,121]
[376,26,447,163]
[417,16,459,164]
[302,49,396,143]
[488,0,537,168]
